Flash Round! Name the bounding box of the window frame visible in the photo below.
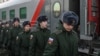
[9,9,15,19]
[19,7,27,19]
[2,11,6,20]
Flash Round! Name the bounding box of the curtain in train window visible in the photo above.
[2,11,6,20]
[92,0,98,16]
[20,7,27,19]
[10,9,15,19]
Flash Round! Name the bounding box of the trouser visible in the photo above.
[10,44,15,56]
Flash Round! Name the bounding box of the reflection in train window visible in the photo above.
[10,9,15,19]
[2,11,6,20]
[20,7,27,19]
[53,2,61,18]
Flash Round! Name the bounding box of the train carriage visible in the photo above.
[0,0,80,32]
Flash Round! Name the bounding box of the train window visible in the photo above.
[20,7,27,19]
[10,9,15,19]
[0,0,9,3]
[2,11,6,20]
[92,0,97,16]
[53,2,61,18]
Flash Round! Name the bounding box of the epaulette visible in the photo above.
[54,30,62,35]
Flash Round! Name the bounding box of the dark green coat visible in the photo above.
[3,27,11,48]
[9,26,22,56]
[43,27,78,56]
[15,31,34,56]
[0,27,6,47]
[98,51,100,56]
[10,26,22,46]
[30,27,50,56]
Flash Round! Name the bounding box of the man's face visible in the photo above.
[63,22,74,32]
[40,21,48,28]
[24,25,31,31]
[6,23,10,27]
[14,21,19,26]
[2,23,5,28]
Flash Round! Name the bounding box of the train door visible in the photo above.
[69,0,80,32]
[50,0,64,32]
[69,0,80,19]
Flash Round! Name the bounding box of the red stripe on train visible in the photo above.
[31,0,45,26]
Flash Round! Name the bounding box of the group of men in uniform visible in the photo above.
[0,11,96,56]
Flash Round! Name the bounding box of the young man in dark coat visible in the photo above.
[9,18,22,56]
[30,15,50,56]
[15,21,34,56]
[43,11,79,56]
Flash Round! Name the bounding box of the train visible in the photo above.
[0,0,80,32]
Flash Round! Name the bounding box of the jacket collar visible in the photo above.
[37,26,48,32]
